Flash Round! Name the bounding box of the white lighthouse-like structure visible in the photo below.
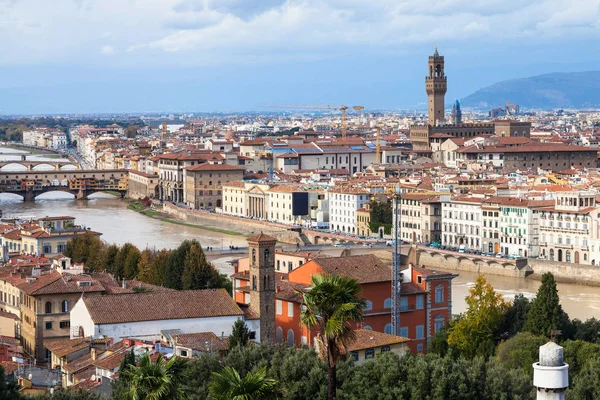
[533,342,569,400]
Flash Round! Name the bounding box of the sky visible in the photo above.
[0,0,599,114]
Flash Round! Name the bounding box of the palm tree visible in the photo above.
[298,273,366,400]
[122,352,189,400]
[209,366,279,400]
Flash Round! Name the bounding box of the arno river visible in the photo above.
[0,192,599,321]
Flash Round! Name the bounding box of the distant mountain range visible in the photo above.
[461,71,600,110]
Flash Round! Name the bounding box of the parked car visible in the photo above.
[334,243,344,248]
[362,243,372,247]
[496,253,503,258]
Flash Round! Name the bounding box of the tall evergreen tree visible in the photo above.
[496,293,532,339]
[229,319,251,348]
[123,246,141,280]
[181,243,216,290]
[523,272,569,337]
[104,243,120,275]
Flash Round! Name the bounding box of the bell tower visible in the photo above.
[426,46,447,126]
[247,233,276,344]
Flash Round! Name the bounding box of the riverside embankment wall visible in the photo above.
[162,203,303,244]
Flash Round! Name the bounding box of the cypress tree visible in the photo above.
[523,272,568,337]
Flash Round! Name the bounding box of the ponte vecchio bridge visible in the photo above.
[0,169,128,201]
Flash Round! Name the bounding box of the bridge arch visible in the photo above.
[60,164,78,170]
[0,163,28,171]
[32,163,56,171]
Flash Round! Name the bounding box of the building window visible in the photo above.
[399,327,409,337]
[287,329,295,347]
[363,300,372,311]
[384,298,392,309]
[384,323,392,334]
[417,344,423,352]
[45,322,53,330]
[61,300,69,313]
[276,300,282,315]
[45,301,52,314]
[434,315,445,333]
[416,295,424,310]
[288,302,294,317]
[350,351,359,362]
[416,325,424,339]
[381,345,390,353]
[276,327,283,344]
[435,285,444,303]
[365,348,375,359]
[59,321,70,329]
[180,350,188,357]
[364,325,372,331]
[400,297,409,311]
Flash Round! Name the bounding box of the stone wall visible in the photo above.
[528,259,600,286]
[162,203,303,245]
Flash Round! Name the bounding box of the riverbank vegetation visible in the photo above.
[65,235,231,292]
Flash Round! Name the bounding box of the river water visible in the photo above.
[0,189,599,321]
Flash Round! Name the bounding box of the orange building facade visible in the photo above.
[233,253,456,354]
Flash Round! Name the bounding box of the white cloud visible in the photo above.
[0,0,598,66]
[100,45,115,55]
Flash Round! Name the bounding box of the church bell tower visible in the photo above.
[426,46,447,126]
[247,233,277,344]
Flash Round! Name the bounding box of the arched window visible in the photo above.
[78,326,84,337]
[287,329,295,347]
[45,301,52,314]
[363,300,372,311]
[252,249,256,264]
[363,325,372,331]
[384,298,392,309]
[434,315,445,333]
[384,323,393,334]
[264,249,270,263]
[252,275,257,290]
[276,327,283,344]
[550,249,555,261]
[61,300,69,313]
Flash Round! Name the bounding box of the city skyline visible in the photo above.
[1,0,599,113]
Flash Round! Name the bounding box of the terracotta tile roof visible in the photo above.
[400,282,428,295]
[247,233,277,243]
[312,255,390,284]
[347,329,410,351]
[82,289,243,324]
[174,332,229,352]
[93,349,127,371]
[18,271,105,295]
[412,265,458,279]
[186,163,246,172]
[44,337,90,358]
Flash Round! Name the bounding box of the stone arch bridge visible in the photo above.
[0,169,128,201]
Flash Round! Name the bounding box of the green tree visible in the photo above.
[567,356,600,400]
[428,326,450,357]
[104,244,120,274]
[114,243,139,279]
[123,246,142,280]
[112,349,138,399]
[298,274,366,400]
[181,243,217,290]
[523,272,569,337]
[562,340,600,379]
[37,389,106,399]
[495,332,547,374]
[573,318,600,343]
[0,365,20,399]
[183,353,222,400]
[209,366,279,400]
[122,352,189,400]
[447,274,509,359]
[497,293,532,339]
[270,347,327,400]
[229,319,251,348]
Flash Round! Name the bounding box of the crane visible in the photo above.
[265,104,364,138]
[375,126,382,164]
